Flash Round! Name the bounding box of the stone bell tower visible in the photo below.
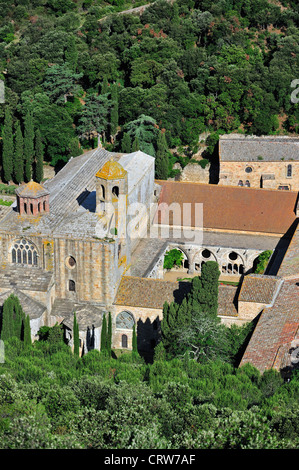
[15,181,50,216]
[95,157,128,238]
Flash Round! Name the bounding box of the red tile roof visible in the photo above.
[240,278,299,373]
[238,274,282,304]
[155,181,297,235]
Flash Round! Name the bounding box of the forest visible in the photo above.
[0,0,299,181]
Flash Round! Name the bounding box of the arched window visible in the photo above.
[116,311,135,329]
[24,203,27,214]
[30,203,34,215]
[69,280,76,292]
[287,164,292,178]
[11,239,38,266]
[122,334,128,348]
[43,201,46,211]
[101,185,105,200]
[112,186,119,198]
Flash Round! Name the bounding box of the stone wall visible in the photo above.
[178,162,210,184]
[113,305,162,351]
[53,237,121,305]
[219,161,299,190]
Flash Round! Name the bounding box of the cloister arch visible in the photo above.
[221,251,245,275]
[192,248,218,273]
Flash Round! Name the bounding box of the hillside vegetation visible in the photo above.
[0,0,298,178]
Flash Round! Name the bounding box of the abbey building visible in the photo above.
[0,146,298,374]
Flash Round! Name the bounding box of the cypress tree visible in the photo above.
[24,111,34,182]
[155,131,169,180]
[2,107,13,183]
[121,132,131,153]
[1,296,13,341]
[132,136,140,152]
[65,34,78,72]
[110,84,119,139]
[187,261,220,317]
[24,315,32,347]
[132,324,138,355]
[73,312,79,357]
[11,295,24,340]
[107,312,112,357]
[34,128,44,183]
[101,313,107,354]
[101,76,109,95]
[14,120,24,184]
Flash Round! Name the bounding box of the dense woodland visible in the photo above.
[0,0,299,181]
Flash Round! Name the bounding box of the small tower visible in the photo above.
[95,157,128,236]
[15,181,50,216]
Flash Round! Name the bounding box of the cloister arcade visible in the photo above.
[147,243,265,280]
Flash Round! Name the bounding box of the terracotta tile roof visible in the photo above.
[217,285,238,316]
[114,276,191,309]
[240,278,299,373]
[96,158,127,180]
[115,276,239,317]
[155,181,297,234]
[238,274,282,304]
[278,221,299,279]
[15,181,49,198]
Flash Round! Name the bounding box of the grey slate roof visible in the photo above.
[0,149,155,240]
[0,289,47,320]
[0,265,53,292]
[219,134,299,162]
[51,299,105,329]
[0,147,113,237]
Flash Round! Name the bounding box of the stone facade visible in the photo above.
[219,160,299,190]
[219,134,299,191]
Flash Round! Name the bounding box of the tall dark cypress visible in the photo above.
[14,120,24,184]
[121,133,131,153]
[100,313,107,354]
[34,128,44,183]
[110,83,119,139]
[73,312,79,357]
[24,111,34,182]
[24,315,32,347]
[107,312,112,357]
[0,296,13,341]
[2,107,13,183]
[132,324,138,355]
[155,131,169,180]
[65,34,78,72]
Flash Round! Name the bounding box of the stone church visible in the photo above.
[0,146,298,373]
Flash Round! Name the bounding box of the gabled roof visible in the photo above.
[240,278,299,373]
[155,181,298,235]
[0,289,47,320]
[219,134,299,162]
[238,274,282,304]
